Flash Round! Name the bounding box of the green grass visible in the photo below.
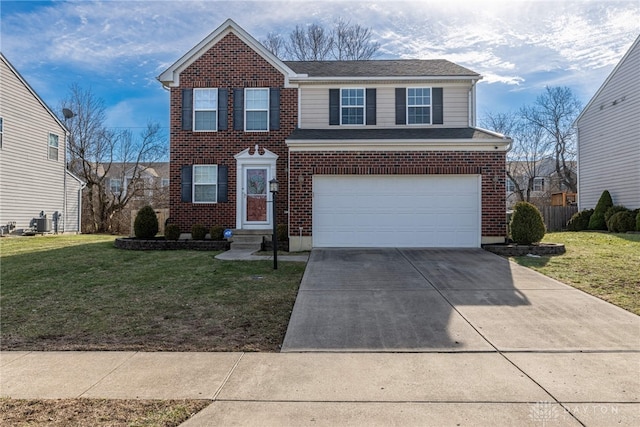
[0,234,306,351]
[511,232,640,315]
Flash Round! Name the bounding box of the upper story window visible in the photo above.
[506,178,516,193]
[194,88,218,131]
[48,133,59,161]
[193,164,218,203]
[407,88,431,124]
[245,88,269,131]
[110,178,122,194]
[341,88,365,125]
[533,177,545,192]
[161,178,170,188]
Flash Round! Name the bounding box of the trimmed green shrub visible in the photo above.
[567,209,594,231]
[164,224,181,240]
[510,201,546,245]
[588,190,613,230]
[191,223,207,240]
[134,205,159,239]
[604,205,630,231]
[608,211,635,233]
[209,225,225,241]
[277,224,288,242]
[636,210,640,231]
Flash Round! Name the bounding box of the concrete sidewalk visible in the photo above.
[1,350,638,426]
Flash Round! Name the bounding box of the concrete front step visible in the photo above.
[229,229,271,251]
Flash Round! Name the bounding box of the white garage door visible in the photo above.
[313,175,480,248]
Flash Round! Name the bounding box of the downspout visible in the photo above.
[469,79,478,127]
[78,180,86,234]
[63,128,67,233]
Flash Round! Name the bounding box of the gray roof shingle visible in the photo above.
[284,59,479,78]
[286,127,505,141]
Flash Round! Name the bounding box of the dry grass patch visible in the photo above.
[0,398,210,427]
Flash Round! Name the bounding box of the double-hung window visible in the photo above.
[194,88,218,131]
[110,178,122,194]
[193,165,218,203]
[48,133,59,160]
[506,178,516,193]
[533,177,545,192]
[341,88,364,125]
[245,88,269,131]
[407,88,431,124]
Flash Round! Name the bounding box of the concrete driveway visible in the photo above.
[282,248,640,352]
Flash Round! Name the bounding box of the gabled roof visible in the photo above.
[285,59,480,79]
[0,52,68,132]
[575,34,640,125]
[157,19,302,88]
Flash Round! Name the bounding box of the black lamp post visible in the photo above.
[269,178,279,270]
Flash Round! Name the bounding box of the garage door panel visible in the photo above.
[313,175,480,248]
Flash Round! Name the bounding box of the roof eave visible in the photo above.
[289,75,482,83]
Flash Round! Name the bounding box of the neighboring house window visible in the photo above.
[533,177,545,192]
[48,133,59,160]
[341,88,365,125]
[407,88,431,124]
[0,117,3,148]
[506,178,516,193]
[110,178,122,194]
[161,178,170,188]
[193,165,218,203]
[193,88,217,131]
[245,88,269,131]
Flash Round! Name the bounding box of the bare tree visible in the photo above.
[61,84,167,233]
[482,111,553,205]
[520,86,581,193]
[262,21,379,60]
[333,19,380,60]
[287,23,333,60]
[261,32,286,58]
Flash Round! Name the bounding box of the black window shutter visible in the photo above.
[366,88,376,125]
[233,89,244,130]
[395,88,406,125]
[217,165,228,203]
[181,165,192,202]
[182,89,193,131]
[218,89,228,130]
[432,87,443,124]
[269,88,280,130]
[329,89,340,125]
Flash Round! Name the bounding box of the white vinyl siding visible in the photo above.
[0,117,3,148]
[577,38,640,209]
[0,55,71,231]
[298,83,471,129]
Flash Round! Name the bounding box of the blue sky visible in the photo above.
[1,0,638,132]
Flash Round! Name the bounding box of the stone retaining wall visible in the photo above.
[483,243,565,257]
[115,238,230,251]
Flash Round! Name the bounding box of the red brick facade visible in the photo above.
[288,151,507,238]
[169,33,296,232]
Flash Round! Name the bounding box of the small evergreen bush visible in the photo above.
[588,190,613,230]
[608,211,635,233]
[164,224,181,240]
[191,223,207,240]
[567,209,594,231]
[134,205,159,239]
[277,224,288,242]
[636,210,640,231]
[604,205,630,231]
[510,201,546,245]
[209,225,225,241]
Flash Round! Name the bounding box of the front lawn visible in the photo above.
[511,232,640,315]
[0,234,305,351]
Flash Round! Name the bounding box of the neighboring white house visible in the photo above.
[575,35,640,210]
[0,53,85,234]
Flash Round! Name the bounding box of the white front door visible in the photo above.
[234,145,278,230]
[242,166,271,228]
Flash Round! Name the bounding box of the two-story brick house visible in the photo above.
[158,19,511,250]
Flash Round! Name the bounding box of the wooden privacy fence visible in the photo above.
[542,206,578,231]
